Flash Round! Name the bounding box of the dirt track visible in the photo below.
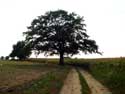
[60,68,81,94]
[60,68,112,94]
[79,69,112,94]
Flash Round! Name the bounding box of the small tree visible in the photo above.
[0,56,4,60]
[9,41,32,60]
[24,10,101,65]
[5,56,9,60]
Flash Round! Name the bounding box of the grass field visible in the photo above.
[88,60,125,94]
[0,57,125,94]
[0,60,70,94]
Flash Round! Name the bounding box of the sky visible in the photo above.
[0,0,125,58]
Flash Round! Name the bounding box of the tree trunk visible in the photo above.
[59,52,64,65]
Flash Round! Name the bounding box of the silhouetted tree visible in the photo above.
[0,56,4,60]
[9,41,32,60]
[5,56,9,60]
[24,10,101,65]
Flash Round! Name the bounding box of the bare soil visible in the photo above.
[60,68,81,94]
[79,69,112,94]
[0,70,48,91]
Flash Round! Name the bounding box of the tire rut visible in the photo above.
[79,69,112,94]
[60,68,81,94]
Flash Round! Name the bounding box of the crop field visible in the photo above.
[0,60,70,94]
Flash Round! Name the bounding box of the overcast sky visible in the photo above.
[0,0,125,58]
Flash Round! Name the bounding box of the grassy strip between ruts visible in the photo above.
[0,65,70,94]
[76,68,91,94]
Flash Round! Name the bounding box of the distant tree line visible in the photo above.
[0,56,9,60]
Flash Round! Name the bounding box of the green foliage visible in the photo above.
[9,41,32,60]
[24,10,100,64]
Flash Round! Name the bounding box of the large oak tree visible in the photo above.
[24,10,100,65]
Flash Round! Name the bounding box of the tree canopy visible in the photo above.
[24,10,100,65]
[9,41,32,60]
